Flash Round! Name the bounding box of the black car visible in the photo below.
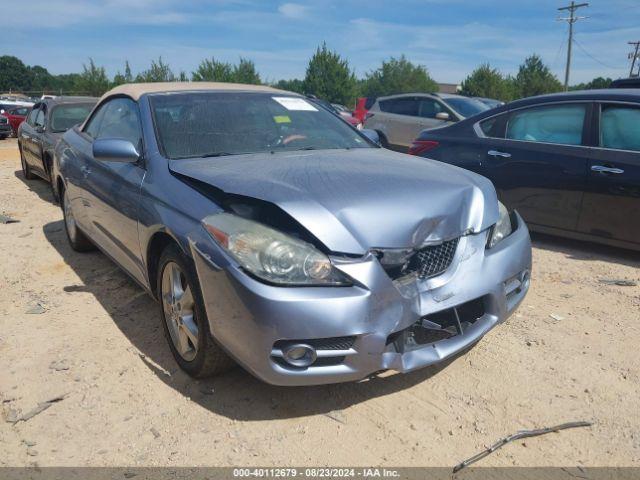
[409,89,640,251]
[18,96,97,192]
[610,78,640,89]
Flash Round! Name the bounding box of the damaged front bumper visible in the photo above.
[189,212,532,386]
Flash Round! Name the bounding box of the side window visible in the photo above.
[378,99,392,112]
[389,98,419,116]
[95,98,142,147]
[506,104,586,146]
[600,104,640,152]
[84,103,108,138]
[418,98,445,119]
[27,107,40,126]
[34,108,45,128]
[479,115,506,138]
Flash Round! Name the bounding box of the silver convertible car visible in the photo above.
[53,83,531,386]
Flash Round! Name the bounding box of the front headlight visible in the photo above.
[202,213,351,286]
[487,201,513,248]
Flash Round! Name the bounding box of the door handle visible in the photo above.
[81,166,91,176]
[591,165,624,174]
[488,150,511,158]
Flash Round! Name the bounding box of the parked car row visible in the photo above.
[16,78,640,387]
[17,96,97,189]
[1,99,34,139]
[363,92,490,150]
[18,82,532,386]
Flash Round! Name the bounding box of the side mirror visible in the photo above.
[435,112,450,121]
[93,138,140,163]
[361,129,381,146]
[35,125,45,133]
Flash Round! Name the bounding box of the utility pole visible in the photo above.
[558,1,589,91]
[628,41,640,77]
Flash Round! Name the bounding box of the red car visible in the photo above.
[2,106,29,136]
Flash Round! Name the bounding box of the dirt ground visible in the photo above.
[0,137,639,468]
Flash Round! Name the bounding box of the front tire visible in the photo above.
[157,244,233,378]
[61,188,94,252]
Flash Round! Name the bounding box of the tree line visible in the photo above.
[0,44,613,105]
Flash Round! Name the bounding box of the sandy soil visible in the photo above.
[0,137,639,468]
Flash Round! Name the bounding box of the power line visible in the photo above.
[557,1,589,91]
[572,37,619,70]
[552,26,568,71]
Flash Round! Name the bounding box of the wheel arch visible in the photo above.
[145,229,190,299]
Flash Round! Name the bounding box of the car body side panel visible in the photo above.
[81,158,147,285]
[578,147,640,244]
[481,138,589,231]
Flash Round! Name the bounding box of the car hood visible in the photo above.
[169,148,499,254]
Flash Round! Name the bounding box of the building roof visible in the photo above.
[100,82,290,102]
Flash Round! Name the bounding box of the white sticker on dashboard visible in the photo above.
[272,97,318,111]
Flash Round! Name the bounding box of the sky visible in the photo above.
[3,0,640,85]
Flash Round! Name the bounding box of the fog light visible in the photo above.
[282,343,317,367]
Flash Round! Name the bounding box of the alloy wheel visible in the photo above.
[161,261,198,361]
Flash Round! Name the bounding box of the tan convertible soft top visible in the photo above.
[99,82,291,102]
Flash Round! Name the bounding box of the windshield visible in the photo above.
[50,104,94,132]
[150,92,372,159]
[443,97,490,118]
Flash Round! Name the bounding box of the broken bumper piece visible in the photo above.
[190,212,532,386]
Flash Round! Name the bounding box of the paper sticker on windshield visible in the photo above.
[273,115,291,123]
[272,97,318,111]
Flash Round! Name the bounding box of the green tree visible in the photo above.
[124,61,133,83]
[54,73,81,94]
[74,58,110,96]
[28,65,56,93]
[0,56,31,92]
[191,57,234,82]
[136,57,175,82]
[113,60,134,86]
[303,43,356,105]
[273,78,305,94]
[233,58,261,84]
[360,55,438,98]
[514,54,562,98]
[570,76,612,90]
[460,63,514,101]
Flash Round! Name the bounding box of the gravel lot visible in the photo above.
[1,138,639,468]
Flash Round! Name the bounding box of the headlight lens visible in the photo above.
[487,201,513,248]
[202,213,351,286]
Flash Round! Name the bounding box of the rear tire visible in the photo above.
[20,146,36,180]
[61,187,94,252]
[157,244,234,378]
[44,155,57,201]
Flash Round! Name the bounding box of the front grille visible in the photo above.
[403,238,459,279]
[0,117,8,124]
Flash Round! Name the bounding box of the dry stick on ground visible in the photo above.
[453,421,593,472]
